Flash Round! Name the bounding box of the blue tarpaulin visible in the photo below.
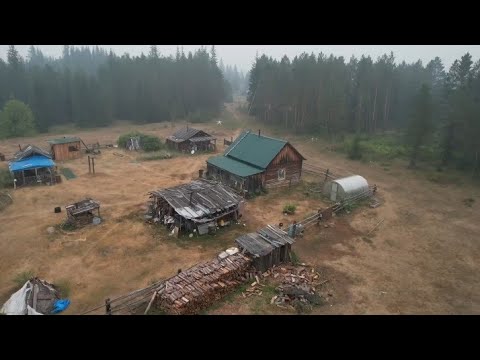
[51,299,70,314]
[9,155,55,172]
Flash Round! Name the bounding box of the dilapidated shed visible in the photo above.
[148,179,244,235]
[166,127,216,152]
[65,198,101,227]
[235,225,295,272]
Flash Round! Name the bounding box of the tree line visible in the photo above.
[0,45,229,136]
[247,52,480,174]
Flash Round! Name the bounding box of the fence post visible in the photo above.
[105,298,112,315]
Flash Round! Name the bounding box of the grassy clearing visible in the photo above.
[138,150,176,161]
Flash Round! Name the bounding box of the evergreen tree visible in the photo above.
[0,99,36,138]
[407,85,432,168]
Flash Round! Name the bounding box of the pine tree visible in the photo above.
[407,84,432,168]
[149,45,159,58]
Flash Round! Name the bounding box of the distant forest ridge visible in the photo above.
[247,51,480,174]
[0,45,246,132]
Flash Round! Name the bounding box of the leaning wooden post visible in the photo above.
[105,298,112,315]
[88,156,91,174]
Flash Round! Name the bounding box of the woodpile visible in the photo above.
[263,264,327,311]
[156,252,253,315]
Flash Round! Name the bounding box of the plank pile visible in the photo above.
[156,252,252,314]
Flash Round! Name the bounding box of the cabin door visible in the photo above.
[330,183,338,201]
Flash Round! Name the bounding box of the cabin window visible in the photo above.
[278,168,286,180]
[69,145,79,152]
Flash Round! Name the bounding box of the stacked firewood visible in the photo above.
[263,265,327,310]
[156,253,252,315]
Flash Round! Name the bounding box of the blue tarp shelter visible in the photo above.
[8,145,56,187]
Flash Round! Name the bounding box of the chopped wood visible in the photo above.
[255,275,260,284]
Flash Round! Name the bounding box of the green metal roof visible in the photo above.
[207,155,264,177]
[225,131,287,169]
[47,136,81,145]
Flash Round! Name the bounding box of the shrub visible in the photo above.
[0,169,13,189]
[141,134,163,152]
[283,204,297,215]
[348,135,363,160]
[117,132,163,152]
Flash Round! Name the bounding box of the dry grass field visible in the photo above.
[1,101,479,315]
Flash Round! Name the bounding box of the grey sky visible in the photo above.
[1,45,479,72]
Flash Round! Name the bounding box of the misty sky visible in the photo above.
[1,45,480,72]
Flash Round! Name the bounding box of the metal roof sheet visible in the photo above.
[170,127,201,141]
[207,155,264,177]
[47,136,81,145]
[225,130,288,169]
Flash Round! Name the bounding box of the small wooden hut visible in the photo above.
[47,136,82,161]
[166,127,216,152]
[235,225,295,272]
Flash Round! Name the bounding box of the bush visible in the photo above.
[348,135,363,160]
[117,132,163,152]
[141,134,163,152]
[0,169,13,189]
[283,204,297,215]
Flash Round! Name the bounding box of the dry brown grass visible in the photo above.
[1,102,480,315]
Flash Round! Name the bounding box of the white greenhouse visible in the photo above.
[323,175,369,202]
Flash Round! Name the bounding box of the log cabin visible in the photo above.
[206,130,305,194]
[166,127,216,153]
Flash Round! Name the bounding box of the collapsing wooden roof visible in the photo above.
[13,145,52,161]
[149,179,242,223]
[66,198,100,216]
[168,127,216,143]
[235,225,295,257]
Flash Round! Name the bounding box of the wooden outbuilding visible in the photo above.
[206,130,305,194]
[235,225,295,273]
[166,127,216,153]
[47,136,82,161]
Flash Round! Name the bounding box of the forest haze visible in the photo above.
[0,45,234,133]
[247,52,480,175]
